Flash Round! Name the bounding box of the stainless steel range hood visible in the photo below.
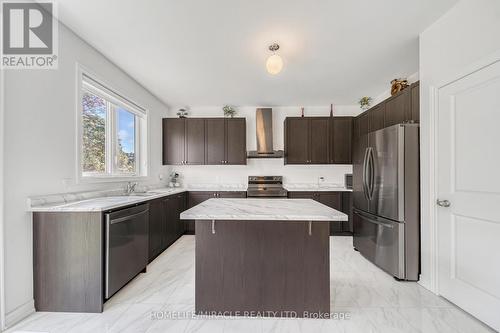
[247,108,284,158]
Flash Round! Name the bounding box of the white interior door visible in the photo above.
[437,60,500,331]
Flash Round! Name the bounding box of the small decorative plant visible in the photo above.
[358,97,372,110]
[222,105,236,118]
[177,108,188,118]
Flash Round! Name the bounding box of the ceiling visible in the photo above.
[54,0,457,107]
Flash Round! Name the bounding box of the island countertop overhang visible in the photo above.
[180,198,348,221]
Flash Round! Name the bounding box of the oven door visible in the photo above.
[353,209,405,279]
[105,204,149,299]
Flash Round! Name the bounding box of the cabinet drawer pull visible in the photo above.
[211,220,216,234]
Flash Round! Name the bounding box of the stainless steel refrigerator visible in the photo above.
[353,124,420,281]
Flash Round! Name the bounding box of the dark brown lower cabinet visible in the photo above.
[341,192,353,233]
[148,192,187,262]
[288,191,352,235]
[186,191,247,234]
[149,198,165,260]
[195,219,330,317]
[33,212,103,312]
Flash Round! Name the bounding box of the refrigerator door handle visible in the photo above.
[354,210,394,228]
[362,148,369,200]
[368,147,375,200]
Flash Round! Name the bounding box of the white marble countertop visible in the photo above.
[30,188,187,212]
[283,183,352,192]
[180,198,348,221]
[28,183,249,212]
[186,183,247,191]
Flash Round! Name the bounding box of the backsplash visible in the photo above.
[171,158,352,187]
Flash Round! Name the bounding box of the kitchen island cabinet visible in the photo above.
[181,198,347,317]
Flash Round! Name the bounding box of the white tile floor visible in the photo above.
[7,236,495,333]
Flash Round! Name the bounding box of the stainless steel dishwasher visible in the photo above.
[105,203,149,299]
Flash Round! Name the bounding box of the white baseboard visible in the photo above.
[5,299,35,329]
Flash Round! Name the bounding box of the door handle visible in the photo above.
[436,199,451,207]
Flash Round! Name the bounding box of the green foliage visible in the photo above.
[82,93,136,174]
[358,96,372,110]
[222,105,236,117]
[82,93,106,173]
[118,141,135,172]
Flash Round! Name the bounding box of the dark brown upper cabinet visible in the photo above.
[385,88,411,127]
[331,117,353,164]
[352,81,420,142]
[285,117,329,164]
[284,118,310,164]
[357,112,370,137]
[368,103,385,132]
[205,118,246,165]
[410,81,420,123]
[162,118,205,165]
[285,116,353,165]
[310,118,330,164]
[225,118,247,164]
[163,117,246,166]
[162,118,185,165]
[185,119,205,165]
[205,119,226,165]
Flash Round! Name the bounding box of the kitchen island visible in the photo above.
[180,198,347,318]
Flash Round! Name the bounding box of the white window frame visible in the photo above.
[76,65,149,183]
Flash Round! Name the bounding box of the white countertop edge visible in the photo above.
[29,185,249,213]
[180,214,347,222]
[179,198,348,222]
[30,188,188,212]
[283,185,352,192]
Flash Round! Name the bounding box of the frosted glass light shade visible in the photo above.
[266,54,283,75]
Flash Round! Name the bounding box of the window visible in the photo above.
[79,72,148,180]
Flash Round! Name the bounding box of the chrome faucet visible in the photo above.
[126,182,138,194]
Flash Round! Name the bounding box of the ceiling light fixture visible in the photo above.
[266,43,283,75]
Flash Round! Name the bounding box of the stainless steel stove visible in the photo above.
[246,176,288,198]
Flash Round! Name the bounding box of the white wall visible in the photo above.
[0,62,6,330]
[419,0,500,291]
[168,106,360,185]
[2,23,169,326]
